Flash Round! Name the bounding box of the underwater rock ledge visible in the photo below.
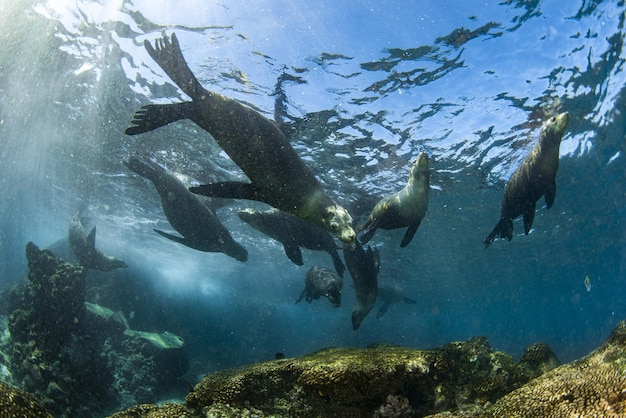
[107,321,626,418]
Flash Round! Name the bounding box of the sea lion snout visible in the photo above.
[327,205,355,243]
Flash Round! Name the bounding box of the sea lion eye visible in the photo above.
[330,221,339,231]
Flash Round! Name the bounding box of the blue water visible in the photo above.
[0,0,624,379]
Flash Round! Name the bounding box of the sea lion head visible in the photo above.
[325,205,355,243]
[409,152,429,181]
[542,112,569,144]
[325,284,342,307]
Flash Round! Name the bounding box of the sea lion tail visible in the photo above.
[144,33,206,99]
[484,218,513,248]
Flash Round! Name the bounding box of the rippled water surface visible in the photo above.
[0,0,624,371]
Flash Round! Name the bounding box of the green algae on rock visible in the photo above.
[0,381,52,417]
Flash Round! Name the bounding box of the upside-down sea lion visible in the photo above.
[358,152,430,247]
[123,156,248,262]
[343,240,380,330]
[296,266,343,307]
[69,210,127,272]
[238,208,345,276]
[484,112,569,248]
[125,33,355,243]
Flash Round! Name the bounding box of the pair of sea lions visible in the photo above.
[237,208,345,276]
[296,266,343,307]
[485,112,569,247]
[68,210,127,271]
[123,156,248,261]
[125,33,355,244]
[358,152,430,247]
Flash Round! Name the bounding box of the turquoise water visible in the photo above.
[0,0,624,390]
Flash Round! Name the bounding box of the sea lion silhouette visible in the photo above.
[238,208,345,276]
[296,266,343,307]
[124,156,247,262]
[359,152,430,247]
[485,112,569,247]
[68,210,127,272]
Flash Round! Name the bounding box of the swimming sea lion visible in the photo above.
[69,210,127,271]
[376,285,417,319]
[125,33,355,243]
[238,208,345,276]
[484,112,569,248]
[358,152,430,247]
[343,240,380,330]
[295,266,343,307]
[123,156,248,262]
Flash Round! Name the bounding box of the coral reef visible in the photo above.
[3,242,188,417]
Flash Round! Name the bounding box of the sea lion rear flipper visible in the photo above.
[283,245,304,266]
[190,182,266,202]
[400,218,422,247]
[545,181,556,209]
[126,102,194,135]
[522,203,536,235]
[153,229,188,245]
[143,33,206,99]
[484,218,513,248]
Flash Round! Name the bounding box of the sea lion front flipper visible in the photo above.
[143,33,206,99]
[358,217,380,245]
[191,182,268,202]
[87,226,97,248]
[329,250,346,277]
[403,296,417,304]
[283,244,304,266]
[522,203,536,235]
[376,302,391,319]
[545,180,556,209]
[399,218,422,248]
[126,102,194,135]
[295,288,306,304]
[153,229,188,245]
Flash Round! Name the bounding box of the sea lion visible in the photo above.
[484,112,569,248]
[125,33,355,243]
[123,156,248,262]
[343,240,380,330]
[358,152,430,247]
[376,285,417,319]
[238,208,345,276]
[295,266,343,307]
[69,210,127,272]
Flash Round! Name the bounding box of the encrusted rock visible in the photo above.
[0,381,52,417]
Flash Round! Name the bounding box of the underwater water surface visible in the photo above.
[0,0,625,411]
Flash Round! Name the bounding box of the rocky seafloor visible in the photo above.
[1,242,625,417]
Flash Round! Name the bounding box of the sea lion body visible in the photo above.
[69,211,127,272]
[238,208,345,276]
[376,285,417,319]
[484,112,569,247]
[358,152,430,247]
[125,33,355,243]
[343,241,380,330]
[123,157,248,262]
[296,266,343,307]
